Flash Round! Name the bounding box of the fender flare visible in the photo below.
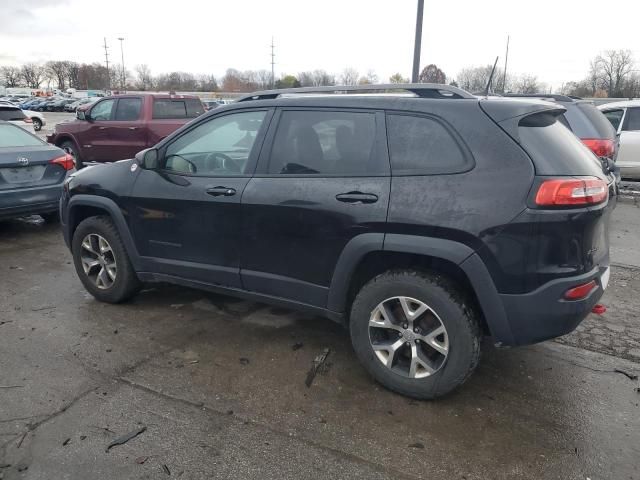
[327,233,514,346]
[66,195,142,270]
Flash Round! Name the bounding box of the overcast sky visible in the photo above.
[1,0,639,89]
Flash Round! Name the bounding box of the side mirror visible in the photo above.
[135,148,159,170]
[76,110,86,120]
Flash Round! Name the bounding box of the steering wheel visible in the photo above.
[166,154,198,174]
[204,152,242,173]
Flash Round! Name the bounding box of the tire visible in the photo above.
[349,270,482,400]
[40,211,59,223]
[71,215,140,303]
[32,118,42,131]
[60,140,83,169]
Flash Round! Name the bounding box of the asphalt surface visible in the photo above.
[0,119,639,479]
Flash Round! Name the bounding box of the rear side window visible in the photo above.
[115,98,142,120]
[518,115,604,176]
[0,107,26,121]
[153,99,204,119]
[268,110,383,175]
[623,107,640,131]
[602,109,624,131]
[0,123,44,147]
[386,114,470,175]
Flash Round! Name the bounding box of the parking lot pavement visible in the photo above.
[33,111,73,139]
[0,212,639,479]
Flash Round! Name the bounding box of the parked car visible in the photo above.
[202,99,223,111]
[47,98,76,112]
[47,94,205,168]
[36,98,59,112]
[64,97,100,113]
[599,100,640,180]
[503,94,618,176]
[24,110,46,131]
[59,84,616,399]
[0,105,34,131]
[0,121,74,221]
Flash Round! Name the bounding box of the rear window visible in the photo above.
[602,109,624,130]
[564,102,616,139]
[152,99,204,119]
[518,114,604,176]
[0,124,44,147]
[386,114,471,175]
[0,107,26,121]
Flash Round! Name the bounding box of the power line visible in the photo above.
[103,37,110,92]
[270,37,275,88]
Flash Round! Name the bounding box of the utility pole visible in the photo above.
[270,37,275,89]
[103,37,110,92]
[118,37,125,91]
[502,35,510,93]
[411,0,424,83]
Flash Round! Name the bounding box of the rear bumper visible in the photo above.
[499,265,607,346]
[0,184,64,220]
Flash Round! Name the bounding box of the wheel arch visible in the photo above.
[67,195,142,270]
[327,233,514,346]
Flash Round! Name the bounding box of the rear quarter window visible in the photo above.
[0,107,26,121]
[386,114,472,175]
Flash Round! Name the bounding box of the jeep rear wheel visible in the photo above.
[349,270,481,399]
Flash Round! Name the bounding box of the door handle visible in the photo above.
[206,186,236,197]
[128,127,137,130]
[335,191,379,204]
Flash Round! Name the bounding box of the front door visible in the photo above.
[106,97,147,160]
[81,98,117,162]
[128,109,271,287]
[240,108,390,307]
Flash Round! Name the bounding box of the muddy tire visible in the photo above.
[349,270,482,399]
[60,140,83,169]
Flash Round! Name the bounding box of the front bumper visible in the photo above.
[499,265,607,346]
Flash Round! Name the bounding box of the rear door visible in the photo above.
[240,108,390,308]
[148,97,205,145]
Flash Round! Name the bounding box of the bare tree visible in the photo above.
[419,64,446,84]
[0,66,23,87]
[46,61,70,90]
[339,68,359,86]
[389,73,408,83]
[135,64,154,90]
[594,50,634,97]
[513,74,540,94]
[21,63,45,88]
[197,74,218,91]
[66,62,80,89]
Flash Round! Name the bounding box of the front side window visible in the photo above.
[624,107,640,131]
[386,114,470,175]
[163,110,266,176]
[115,98,142,121]
[268,110,381,175]
[602,109,624,131]
[90,99,116,121]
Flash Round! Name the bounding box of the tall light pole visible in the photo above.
[411,0,424,83]
[118,37,125,91]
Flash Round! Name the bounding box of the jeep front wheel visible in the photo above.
[349,270,481,399]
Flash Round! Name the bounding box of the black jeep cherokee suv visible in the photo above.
[60,84,616,399]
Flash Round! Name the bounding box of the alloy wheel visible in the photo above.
[80,233,117,289]
[368,296,449,378]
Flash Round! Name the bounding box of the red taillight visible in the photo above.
[535,177,608,206]
[50,153,75,171]
[564,280,597,300]
[581,138,614,158]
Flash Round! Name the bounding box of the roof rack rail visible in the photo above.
[237,83,475,102]
[502,93,575,102]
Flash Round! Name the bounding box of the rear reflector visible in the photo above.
[591,304,607,314]
[50,153,75,171]
[581,138,615,158]
[564,280,597,300]
[535,177,608,206]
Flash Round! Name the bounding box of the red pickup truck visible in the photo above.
[46,94,204,168]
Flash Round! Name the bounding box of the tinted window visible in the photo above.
[115,98,142,120]
[268,110,380,175]
[386,114,470,175]
[91,99,116,121]
[564,102,615,139]
[602,109,624,131]
[624,107,640,131]
[153,99,204,119]
[164,110,266,176]
[0,123,44,147]
[0,107,26,121]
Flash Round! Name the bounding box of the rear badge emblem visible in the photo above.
[17,157,29,166]
[130,163,138,172]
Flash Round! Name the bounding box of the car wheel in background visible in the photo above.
[32,118,42,131]
[349,270,482,399]
[60,140,83,169]
[71,216,140,303]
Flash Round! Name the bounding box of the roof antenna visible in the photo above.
[484,56,499,97]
